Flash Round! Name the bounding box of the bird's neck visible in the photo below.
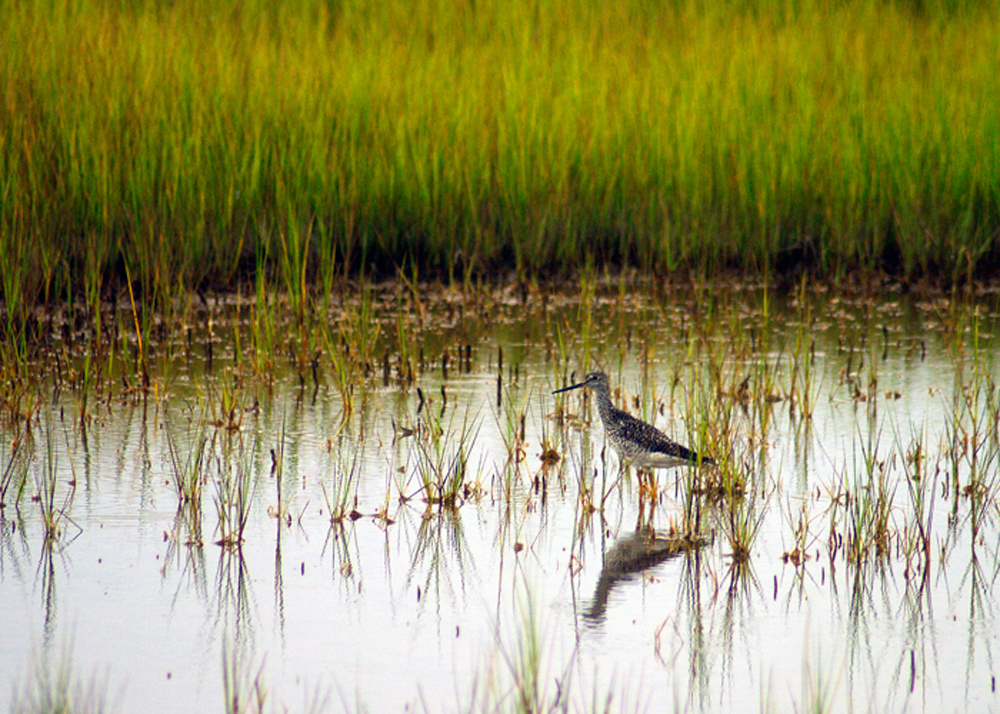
[594,388,615,422]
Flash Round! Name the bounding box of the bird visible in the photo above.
[552,371,714,470]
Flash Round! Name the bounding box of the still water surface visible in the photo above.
[2,280,999,712]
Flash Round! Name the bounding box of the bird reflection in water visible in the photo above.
[583,528,707,624]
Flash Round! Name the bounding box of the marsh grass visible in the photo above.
[0,427,30,509]
[842,424,895,563]
[165,421,209,549]
[8,275,1000,712]
[316,274,385,411]
[494,381,534,497]
[413,403,483,508]
[33,421,77,543]
[781,497,817,568]
[943,380,1000,564]
[3,0,1000,320]
[167,422,208,508]
[788,278,820,420]
[321,441,363,525]
[249,273,281,382]
[204,376,248,433]
[212,436,256,549]
[895,426,935,581]
[719,477,769,565]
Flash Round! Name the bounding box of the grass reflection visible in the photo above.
[10,639,114,714]
[407,507,475,612]
[5,278,1000,711]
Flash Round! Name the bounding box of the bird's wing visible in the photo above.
[615,409,700,461]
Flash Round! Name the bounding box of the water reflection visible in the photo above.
[321,521,359,589]
[35,540,59,643]
[961,550,997,697]
[407,506,475,610]
[583,528,705,625]
[3,281,1000,712]
[0,512,30,583]
[213,548,256,649]
[162,505,208,605]
[678,544,710,711]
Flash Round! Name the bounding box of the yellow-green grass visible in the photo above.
[2,0,999,310]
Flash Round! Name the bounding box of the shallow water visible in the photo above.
[2,280,1000,712]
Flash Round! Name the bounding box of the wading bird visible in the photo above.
[553,371,714,470]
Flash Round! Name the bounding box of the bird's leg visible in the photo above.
[636,500,655,534]
[638,467,658,503]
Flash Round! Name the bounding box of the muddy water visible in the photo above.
[2,281,999,712]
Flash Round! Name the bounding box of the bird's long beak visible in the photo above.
[552,381,587,395]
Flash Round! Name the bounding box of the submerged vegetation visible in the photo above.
[2,0,1000,319]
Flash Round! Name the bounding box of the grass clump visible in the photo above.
[2,0,1000,316]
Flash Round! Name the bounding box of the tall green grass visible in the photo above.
[2,0,999,312]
